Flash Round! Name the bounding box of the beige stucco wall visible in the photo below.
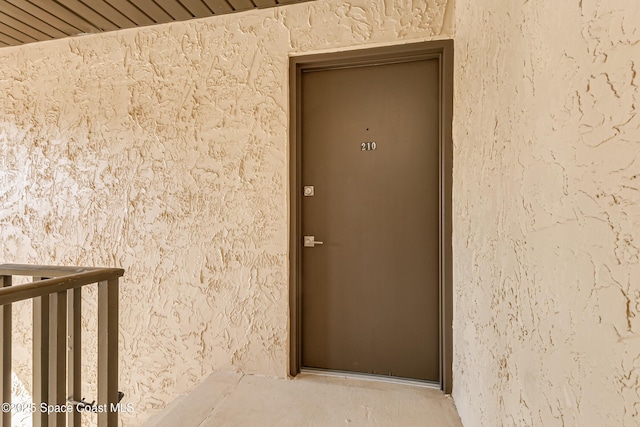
[0,0,452,424]
[4,0,636,425]
[454,0,640,426]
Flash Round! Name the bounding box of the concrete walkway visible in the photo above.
[142,371,463,427]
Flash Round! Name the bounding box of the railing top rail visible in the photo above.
[0,263,109,277]
[0,265,124,306]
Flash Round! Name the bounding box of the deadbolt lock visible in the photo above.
[304,186,314,196]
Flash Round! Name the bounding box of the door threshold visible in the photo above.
[300,368,441,390]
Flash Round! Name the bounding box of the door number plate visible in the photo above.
[361,142,377,151]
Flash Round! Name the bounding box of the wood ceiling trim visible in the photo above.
[5,0,77,35]
[0,10,52,41]
[86,0,137,29]
[0,21,36,43]
[252,0,276,8]
[202,0,233,15]
[178,0,213,18]
[0,0,314,49]
[0,0,66,38]
[156,0,193,21]
[27,0,99,33]
[0,31,20,45]
[54,0,119,31]
[128,0,173,24]
[103,0,154,26]
[228,0,254,12]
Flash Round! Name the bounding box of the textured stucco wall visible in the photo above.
[454,0,640,426]
[0,0,452,424]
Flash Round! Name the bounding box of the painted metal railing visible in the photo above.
[0,264,124,427]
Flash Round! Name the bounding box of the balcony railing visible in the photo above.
[0,264,124,427]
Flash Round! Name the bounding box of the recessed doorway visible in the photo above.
[289,40,453,392]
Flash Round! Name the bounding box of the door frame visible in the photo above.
[288,40,454,393]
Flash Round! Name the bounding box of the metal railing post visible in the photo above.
[98,278,119,427]
[67,287,82,427]
[33,278,49,427]
[48,291,67,427]
[0,276,12,427]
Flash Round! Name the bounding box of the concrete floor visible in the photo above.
[142,371,463,427]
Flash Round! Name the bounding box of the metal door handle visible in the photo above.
[304,236,323,247]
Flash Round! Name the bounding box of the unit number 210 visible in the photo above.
[361,142,377,151]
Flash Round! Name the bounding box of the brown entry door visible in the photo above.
[301,58,441,382]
